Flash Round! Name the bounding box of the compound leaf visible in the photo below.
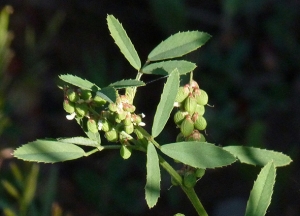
[223,146,292,167]
[148,31,211,61]
[107,15,141,70]
[152,69,179,137]
[245,161,276,216]
[161,142,236,169]
[14,140,85,163]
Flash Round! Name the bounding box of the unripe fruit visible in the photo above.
[75,103,88,118]
[176,132,185,142]
[180,116,194,137]
[123,114,132,126]
[186,130,202,142]
[124,123,134,134]
[174,110,188,125]
[195,168,205,179]
[183,171,197,188]
[134,128,144,139]
[66,89,79,102]
[195,104,205,115]
[196,89,208,105]
[87,119,98,133]
[175,85,189,103]
[105,129,118,142]
[184,95,197,114]
[190,80,199,89]
[194,115,207,131]
[93,95,106,107]
[63,100,75,113]
[79,89,92,100]
[120,145,132,159]
[123,104,136,113]
[99,119,112,132]
[108,103,118,112]
[115,111,126,122]
[131,114,141,125]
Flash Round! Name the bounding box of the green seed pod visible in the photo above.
[66,89,79,102]
[174,110,188,125]
[105,129,119,142]
[63,100,75,113]
[195,104,205,115]
[183,171,197,188]
[93,95,106,107]
[79,89,92,100]
[196,89,208,105]
[116,111,126,121]
[108,103,118,112]
[123,104,136,113]
[123,114,132,126]
[184,95,197,114]
[120,145,132,159]
[87,119,98,133]
[99,119,112,132]
[75,103,89,118]
[176,132,185,142]
[195,168,205,179]
[124,123,134,134]
[134,128,144,139]
[180,116,194,137]
[175,85,189,103]
[194,115,207,131]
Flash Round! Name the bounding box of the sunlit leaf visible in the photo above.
[14,140,85,163]
[152,69,179,137]
[142,60,196,75]
[58,137,100,147]
[223,146,292,167]
[109,79,145,89]
[96,86,118,103]
[59,74,100,91]
[148,31,211,61]
[107,15,141,70]
[145,142,160,208]
[245,162,276,216]
[161,142,236,168]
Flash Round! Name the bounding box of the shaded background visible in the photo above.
[0,0,299,215]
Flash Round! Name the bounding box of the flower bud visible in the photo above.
[184,94,197,114]
[87,119,98,133]
[63,100,75,113]
[75,103,88,118]
[174,110,188,125]
[194,115,207,131]
[93,95,106,107]
[180,115,194,137]
[175,85,189,103]
[196,89,208,105]
[105,129,118,142]
[183,171,197,188]
[79,89,92,100]
[66,89,79,102]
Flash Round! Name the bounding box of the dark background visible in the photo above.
[0,0,299,215]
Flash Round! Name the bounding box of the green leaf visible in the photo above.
[23,164,39,208]
[148,31,211,61]
[96,86,118,103]
[107,15,141,70]
[109,79,145,89]
[145,142,160,208]
[161,142,236,169]
[75,118,101,144]
[14,140,85,163]
[1,180,20,199]
[142,60,196,75]
[58,137,100,147]
[152,69,179,137]
[59,74,100,91]
[223,146,292,167]
[245,161,276,216]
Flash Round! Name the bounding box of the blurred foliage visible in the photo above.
[0,0,299,215]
